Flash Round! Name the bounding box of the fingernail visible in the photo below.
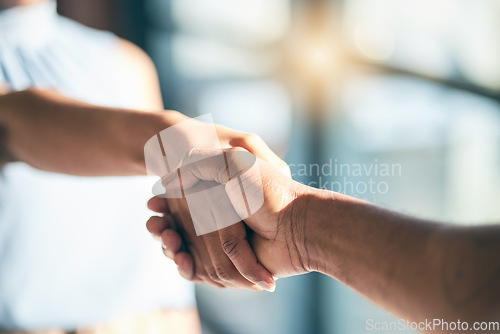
[257,281,276,292]
[151,233,160,241]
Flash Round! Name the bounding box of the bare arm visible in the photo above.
[304,191,500,325]
[0,88,187,175]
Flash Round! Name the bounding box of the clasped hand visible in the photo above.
[147,144,317,292]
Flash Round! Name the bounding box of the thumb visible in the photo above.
[162,148,264,223]
[229,133,291,177]
[163,148,257,189]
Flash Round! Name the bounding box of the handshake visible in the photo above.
[144,115,316,292]
[144,114,500,326]
[2,89,496,325]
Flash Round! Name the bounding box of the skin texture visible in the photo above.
[152,149,500,333]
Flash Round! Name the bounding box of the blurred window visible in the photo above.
[344,0,500,91]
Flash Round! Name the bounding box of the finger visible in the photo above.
[162,148,226,190]
[190,235,228,288]
[184,244,226,289]
[229,133,291,177]
[173,205,221,283]
[146,215,173,236]
[160,229,183,259]
[219,223,276,292]
[202,231,262,291]
[147,196,170,213]
[173,251,195,280]
[163,149,256,190]
[169,215,228,289]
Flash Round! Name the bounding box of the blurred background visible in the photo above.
[58,0,500,333]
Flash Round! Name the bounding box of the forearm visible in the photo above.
[304,189,500,324]
[0,89,187,176]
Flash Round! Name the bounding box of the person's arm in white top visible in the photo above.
[0,88,187,175]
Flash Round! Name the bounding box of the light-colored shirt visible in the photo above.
[0,1,194,330]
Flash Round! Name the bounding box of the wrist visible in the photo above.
[302,187,336,274]
[292,186,365,275]
[282,184,334,274]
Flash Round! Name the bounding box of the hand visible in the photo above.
[153,147,500,325]
[147,133,291,292]
[149,148,317,284]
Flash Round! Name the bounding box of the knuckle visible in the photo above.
[244,133,261,144]
[181,148,198,165]
[197,271,210,282]
[222,236,240,259]
[205,267,222,282]
[216,160,232,183]
[191,275,205,283]
[214,265,237,282]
